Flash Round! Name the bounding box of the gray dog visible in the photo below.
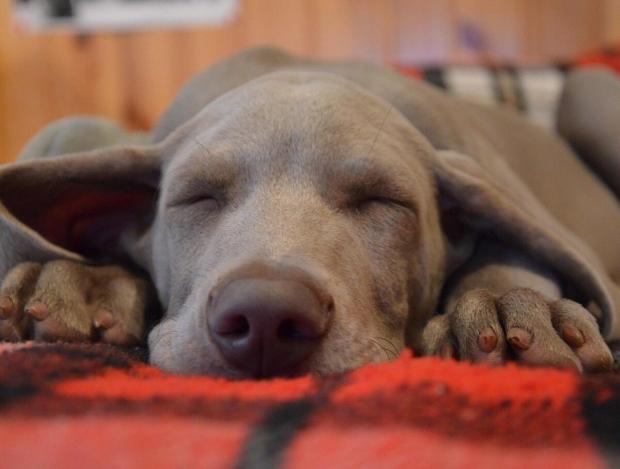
[0,47,619,378]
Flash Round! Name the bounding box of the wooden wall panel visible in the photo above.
[393,0,454,64]
[1,0,619,162]
[451,0,524,63]
[604,0,620,43]
[531,0,605,62]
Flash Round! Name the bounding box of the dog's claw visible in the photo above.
[507,327,531,351]
[478,327,498,352]
[0,297,14,319]
[25,302,50,321]
[583,352,614,372]
[561,324,585,348]
[440,342,455,359]
[94,309,116,330]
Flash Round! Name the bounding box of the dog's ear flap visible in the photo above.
[433,149,620,338]
[0,145,161,275]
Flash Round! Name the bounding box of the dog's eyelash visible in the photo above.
[185,195,217,206]
[370,337,400,360]
[352,196,413,213]
[358,196,397,206]
[166,195,219,209]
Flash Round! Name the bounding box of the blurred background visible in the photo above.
[1,0,619,163]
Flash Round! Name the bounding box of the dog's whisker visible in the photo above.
[373,336,400,359]
[369,337,393,361]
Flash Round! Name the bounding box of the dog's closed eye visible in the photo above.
[352,195,413,211]
[164,179,229,211]
[167,194,220,210]
[329,158,418,215]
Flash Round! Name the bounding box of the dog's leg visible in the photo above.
[17,116,148,161]
[420,238,614,372]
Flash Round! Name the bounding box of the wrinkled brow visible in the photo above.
[326,158,418,206]
[163,147,243,200]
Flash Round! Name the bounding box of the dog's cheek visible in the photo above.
[147,320,178,371]
[153,211,216,313]
[316,288,402,372]
[148,216,174,305]
[148,305,229,375]
[311,319,401,373]
[148,320,205,374]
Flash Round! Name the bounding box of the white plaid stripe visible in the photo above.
[443,67,498,106]
[518,68,565,129]
[429,66,567,129]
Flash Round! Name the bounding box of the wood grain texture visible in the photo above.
[1,0,618,162]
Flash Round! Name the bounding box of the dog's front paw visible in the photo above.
[421,288,614,373]
[0,260,154,345]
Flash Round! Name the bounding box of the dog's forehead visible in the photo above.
[168,71,423,169]
[220,70,393,119]
[202,73,398,141]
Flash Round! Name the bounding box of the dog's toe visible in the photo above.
[497,289,582,371]
[30,307,90,342]
[551,299,614,372]
[420,313,456,359]
[94,308,140,346]
[0,262,42,341]
[449,289,506,365]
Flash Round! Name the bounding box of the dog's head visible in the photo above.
[145,72,451,377]
[1,70,611,377]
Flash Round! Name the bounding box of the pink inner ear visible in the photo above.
[20,187,156,256]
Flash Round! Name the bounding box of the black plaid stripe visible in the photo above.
[235,398,318,469]
[0,344,142,409]
[496,66,527,112]
[422,67,448,90]
[580,375,620,466]
[420,64,573,128]
[235,375,347,469]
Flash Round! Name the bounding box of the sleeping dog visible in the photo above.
[0,47,619,378]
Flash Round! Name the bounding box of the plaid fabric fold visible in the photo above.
[1,343,619,468]
[395,46,620,130]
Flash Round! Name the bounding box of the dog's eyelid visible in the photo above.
[165,194,218,209]
[336,160,416,206]
[164,183,228,209]
[345,181,417,211]
[356,195,416,213]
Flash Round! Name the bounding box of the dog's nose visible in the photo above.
[208,278,332,378]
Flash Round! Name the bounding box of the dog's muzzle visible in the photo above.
[207,266,334,378]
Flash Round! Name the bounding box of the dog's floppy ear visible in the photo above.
[432,149,620,339]
[0,145,161,278]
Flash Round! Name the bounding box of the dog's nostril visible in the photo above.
[215,314,250,338]
[277,318,313,341]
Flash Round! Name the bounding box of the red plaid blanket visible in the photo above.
[1,343,619,468]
